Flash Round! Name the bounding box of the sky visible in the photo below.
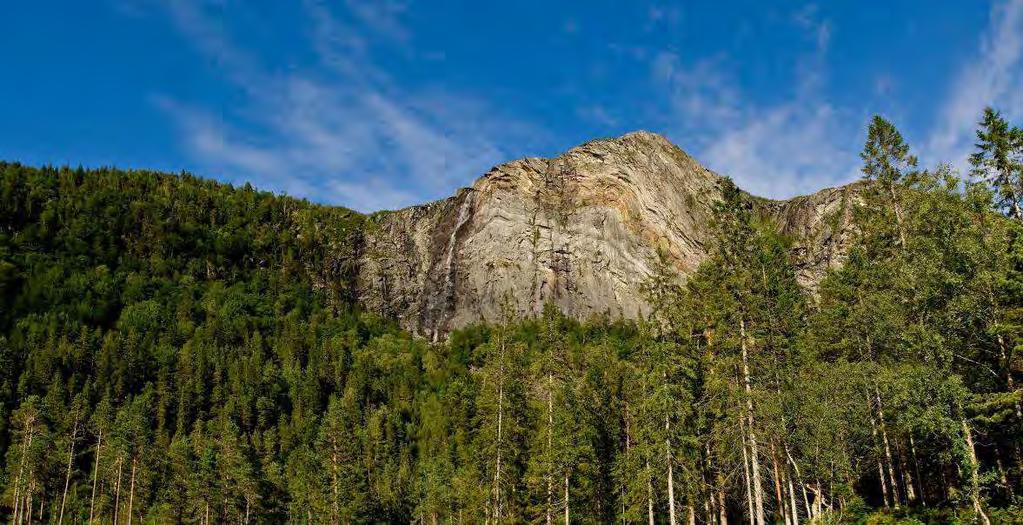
[2,1,1022,212]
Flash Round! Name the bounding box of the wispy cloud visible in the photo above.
[653,6,861,199]
[151,0,542,212]
[925,0,1023,170]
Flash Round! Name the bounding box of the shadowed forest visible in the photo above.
[2,110,1023,523]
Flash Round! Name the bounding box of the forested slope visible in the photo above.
[1,109,1022,524]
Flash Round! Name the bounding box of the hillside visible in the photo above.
[0,114,1021,524]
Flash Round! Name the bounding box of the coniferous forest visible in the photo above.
[2,110,1023,524]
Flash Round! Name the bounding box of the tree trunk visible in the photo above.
[647,458,655,525]
[13,421,35,525]
[331,443,340,525]
[889,184,907,249]
[770,446,788,525]
[995,446,1015,499]
[961,418,991,525]
[12,430,28,525]
[624,403,631,525]
[113,457,123,525]
[867,392,891,508]
[127,456,137,525]
[493,340,505,522]
[89,430,102,524]
[25,482,32,525]
[898,441,916,504]
[717,469,729,525]
[667,414,677,525]
[707,489,715,525]
[995,333,1023,420]
[910,435,925,507]
[548,372,554,525]
[741,417,755,525]
[59,413,80,525]
[739,318,766,525]
[564,474,570,525]
[787,468,799,525]
[875,389,900,508]
[783,445,811,519]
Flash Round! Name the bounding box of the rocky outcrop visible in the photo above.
[356,131,858,338]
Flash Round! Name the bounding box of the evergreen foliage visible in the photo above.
[1,108,1023,523]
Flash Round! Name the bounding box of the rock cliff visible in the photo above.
[356,131,859,338]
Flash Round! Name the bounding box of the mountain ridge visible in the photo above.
[355,131,861,339]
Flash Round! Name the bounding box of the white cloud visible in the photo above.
[151,0,542,212]
[926,0,1023,170]
[700,103,860,198]
[653,5,861,200]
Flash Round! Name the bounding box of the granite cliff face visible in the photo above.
[356,131,859,339]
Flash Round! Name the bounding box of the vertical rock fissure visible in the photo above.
[436,190,475,336]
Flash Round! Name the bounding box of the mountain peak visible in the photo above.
[358,133,858,338]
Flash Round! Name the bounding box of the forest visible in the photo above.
[1,108,1022,524]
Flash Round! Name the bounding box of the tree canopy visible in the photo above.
[1,108,1023,523]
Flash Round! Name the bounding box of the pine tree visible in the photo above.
[971,107,1023,220]
[861,115,918,248]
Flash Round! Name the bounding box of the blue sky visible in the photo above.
[2,1,1022,211]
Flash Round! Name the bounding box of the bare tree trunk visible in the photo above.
[812,483,822,519]
[667,414,677,525]
[739,318,766,525]
[12,432,27,525]
[647,458,655,525]
[13,422,35,525]
[624,403,631,525]
[889,184,907,249]
[113,457,122,525]
[493,339,505,522]
[564,475,569,525]
[741,417,754,525]
[770,446,788,525]
[548,372,554,525]
[59,412,80,525]
[787,468,799,525]
[127,456,137,525]
[996,332,1022,419]
[875,389,900,508]
[961,418,991,525]
[707,489,715,525]
[25,482,32,525]
[867,392,891,508]
[702,443,714,525]
[717,467,729,525]
[783,445,811,519]
[89,430,102,524]
[909,435,925,507]
[11,480,19,525]
[898,441,916,504]
[331,442,340,525]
